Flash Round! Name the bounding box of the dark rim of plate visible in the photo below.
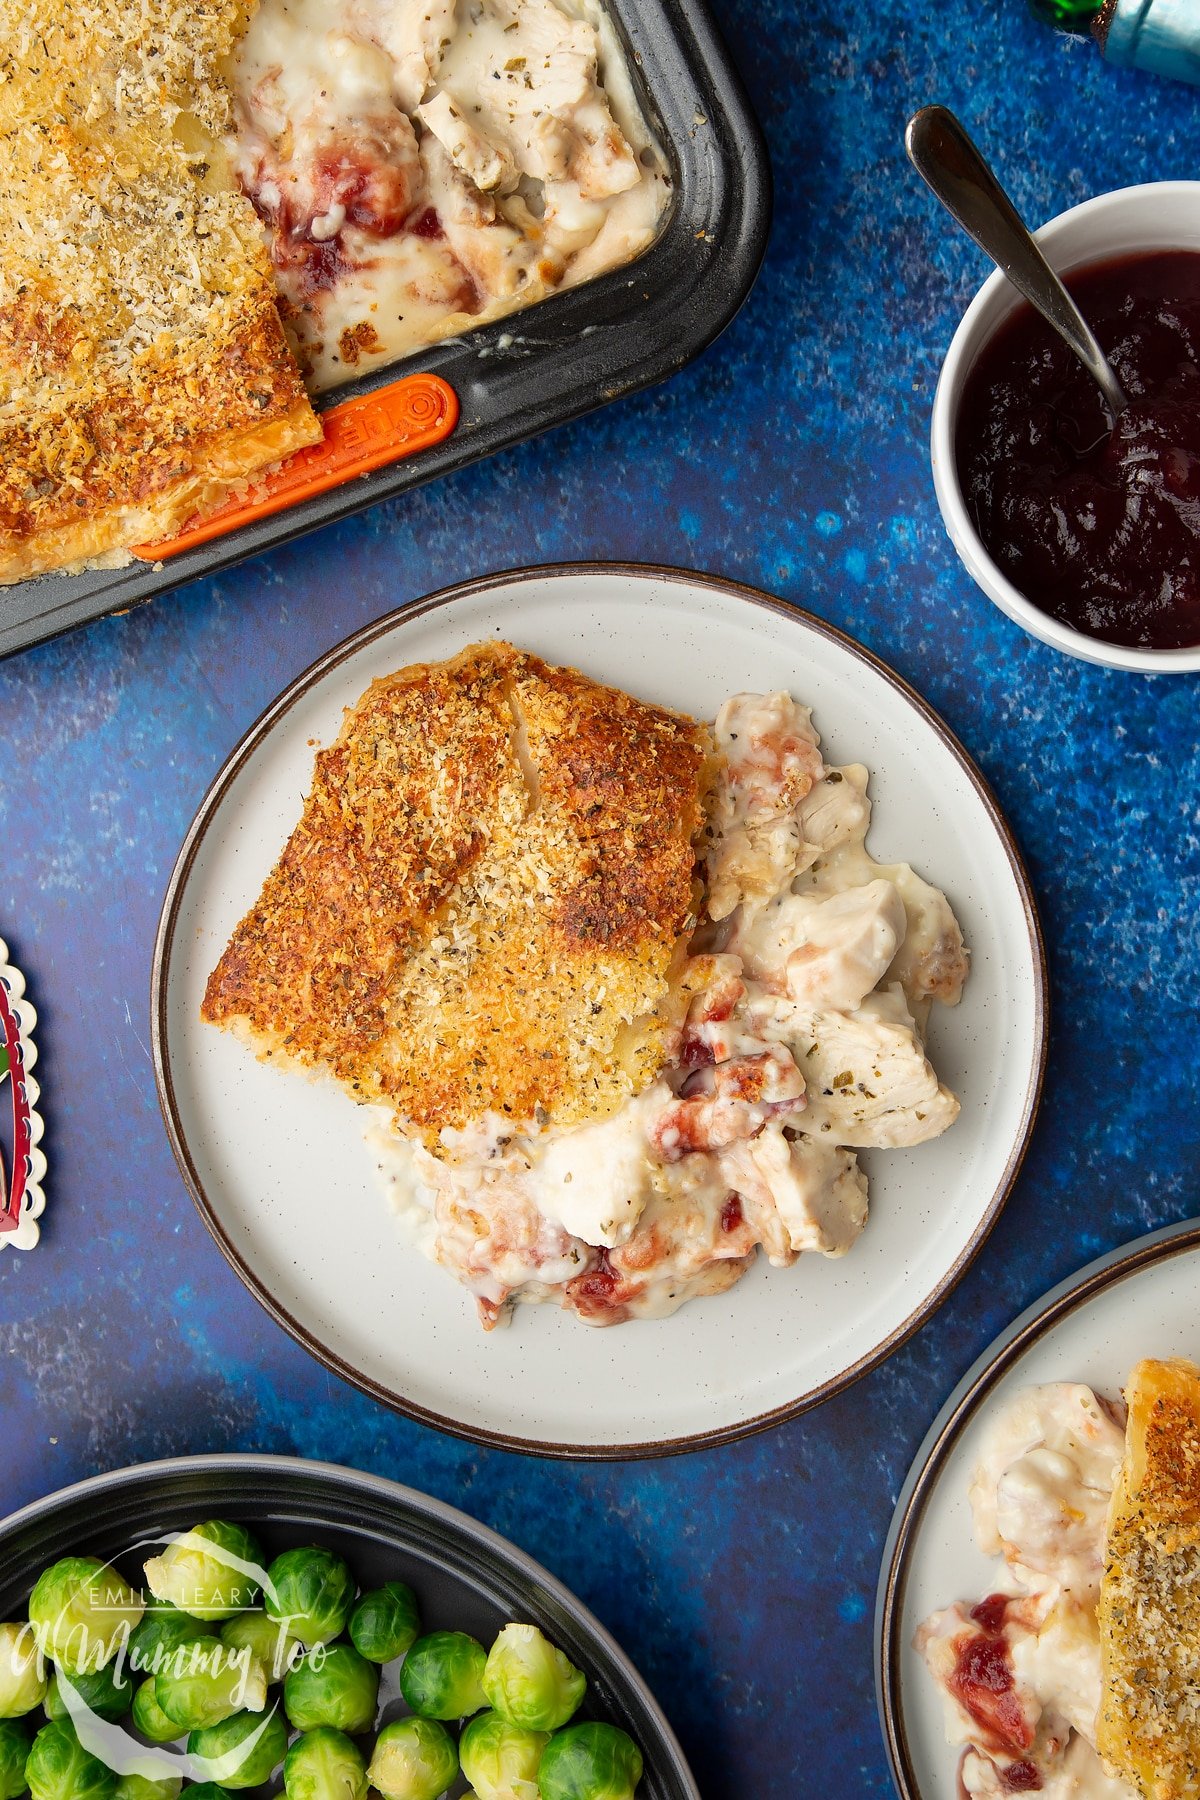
[0,1450,700,1800]
[151,561,1050,1461]
[874,1215,1200,1800]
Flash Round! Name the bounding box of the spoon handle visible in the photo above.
[905,104,1128,420]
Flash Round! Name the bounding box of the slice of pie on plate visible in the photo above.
[1099,1356,1200,1799]
[202,641,715,1142]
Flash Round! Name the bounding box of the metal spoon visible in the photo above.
[905,104,1128,420]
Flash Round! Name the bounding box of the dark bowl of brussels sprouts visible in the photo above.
[0,1458,697,1800]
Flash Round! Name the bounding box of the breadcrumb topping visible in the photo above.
[0,0,319,580]
[202,642,715,1145]
[1099,1357,1200,1799]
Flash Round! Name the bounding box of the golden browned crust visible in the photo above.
[0,0,320,582]
[203,643,715,1143]
[1098,1357,1200,1799]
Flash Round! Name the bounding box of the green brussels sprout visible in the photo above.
[0,1721,30,1800]
[282,1729,367,1800]
[186,1707,287,1790]
[366,1720,457,1800]
[481,1627,585,1734]
[0,1625,47,1718]
[129,1682,177,1745]
[113,1776,182,1800]
[153,1640,266,1733]
[282,1647,377,1736]
[129,1610,211,1679]
[44,1665,133,1724]
[130,1683,178,1745]
[458,1711,548,1800]
[25,1722,117,1800]
[346,1586,419,1666]
[218,1616,297,1686]
[29,1563,143,1677]
[537,1723,644,1800]
[262,1553,353,1651]
[397,1633,485,1722]
[178,1786,230,1800]
[143,1528,264,1626]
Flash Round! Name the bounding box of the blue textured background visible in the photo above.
[3,2,1199,1792]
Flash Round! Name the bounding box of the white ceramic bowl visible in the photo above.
[931,180,1200,674]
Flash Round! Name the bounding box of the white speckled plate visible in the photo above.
[876,1220,1200,1798]
[152,564,1046,1456]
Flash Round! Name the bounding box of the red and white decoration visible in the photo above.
[0,939,44,1250]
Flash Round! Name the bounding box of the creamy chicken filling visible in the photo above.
[369,688,969,1329]
[917,1384,1137,1799]
[227,0,669,390]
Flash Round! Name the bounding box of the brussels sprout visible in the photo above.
[397,1633,485,1722]
[262,1553,353,1651]
[29,1563,143,1677]
[0,1625,47,1718]
[458,1711,548,1800]
[0,1722,30,1800]
[143,1528,264,1626]
[153,1640,265,1733]
[537,1723,643,1800]
[282,1729,367,1800]
[186,1707,287,1790]
[45,1664,133,1724]
[366,1720,457,1800]
[217,1616,297,1686]
[481,1627,585,1734]
[179,1786,230,1800]
[113,1776,182,1800]
[282,1647,376,1736]
[130,1681,180,1745]
[130,1682,178,1745]
[346,1586,419,1667]
[25,1722,117,1800]
[129,1610,211,1679]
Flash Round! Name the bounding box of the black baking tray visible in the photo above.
[1,0,771,659]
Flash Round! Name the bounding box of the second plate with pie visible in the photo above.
[152,563,1046,1456]
[875,1217,1200,1799]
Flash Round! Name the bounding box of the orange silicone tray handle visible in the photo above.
[134,372,459,562]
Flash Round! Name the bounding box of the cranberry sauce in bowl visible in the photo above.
[956,249,1200,651]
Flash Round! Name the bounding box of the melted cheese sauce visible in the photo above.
[918,1384,1137,1799]
[369,688,968,1329]
[228,0,669,389]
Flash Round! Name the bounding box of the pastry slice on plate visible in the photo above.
[1098,1356,1200,1799]
[202,641,715,1143]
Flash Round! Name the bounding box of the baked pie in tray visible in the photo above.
[0,0,320,581]
[0,0,667,580]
